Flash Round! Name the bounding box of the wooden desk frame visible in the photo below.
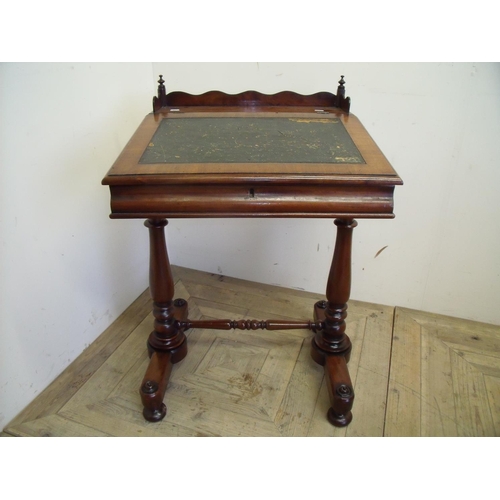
[102,75,402,427]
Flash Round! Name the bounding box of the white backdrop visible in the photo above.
[0,63,152,429]
[1,62,499,430]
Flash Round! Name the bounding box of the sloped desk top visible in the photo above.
[102,105,402,219]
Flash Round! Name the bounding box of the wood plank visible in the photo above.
[250,336,304,421]
[181,281,318,321]
[346,305,394,437]
[438,330,500,359]
[58,314,154,414]
[356,305,393,377]
[450,350,495,437]
[401,307,500,337]
[484,375,500,436]
[168,330,304,430]
[151,392,280,437]
[459,352,500,378]
[274,339,324,437]
[386,307,500,437]
[174,265,325,302]
[385,308,421,436]
[5,413,110,437]
[347,367,388,437]
[60,398,217,437]
[420,327,458,436]
[104,351,282,437]
[196,298,249,321]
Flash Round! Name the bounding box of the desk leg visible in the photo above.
[311,219,357,427]
[140,219,187,422]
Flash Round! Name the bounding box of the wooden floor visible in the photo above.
[3,266,500,437]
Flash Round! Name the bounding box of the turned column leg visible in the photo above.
[311,218,357,427]
[140,219,187,422]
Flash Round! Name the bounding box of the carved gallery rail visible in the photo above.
[102,75,403,428]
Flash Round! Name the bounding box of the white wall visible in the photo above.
[1,62,499,431]
[0,63,154,430]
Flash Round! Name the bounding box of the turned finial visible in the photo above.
[157,75,166,95]
[153,74,167,112]
[335,75,350,113]
[337,75,346,98]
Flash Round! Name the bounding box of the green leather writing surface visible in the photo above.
[139,117,365,164]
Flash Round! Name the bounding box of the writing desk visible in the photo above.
[102,76,402,427]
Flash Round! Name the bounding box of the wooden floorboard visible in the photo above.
[385,307,500,437]
[3,266,500,437]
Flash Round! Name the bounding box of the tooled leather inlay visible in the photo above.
[139,117,365,165]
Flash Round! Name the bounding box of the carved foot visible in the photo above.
[327,406,352,427]
[140,352,173,422]
[141,298,189,421]
[311,336,354,427]
[143,403,167,422]
[324,355,354,427]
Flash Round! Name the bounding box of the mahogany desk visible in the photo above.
[102,76,402,427]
